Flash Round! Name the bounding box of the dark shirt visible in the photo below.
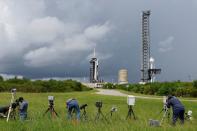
[166,96,184,112]
[19,101,28,114]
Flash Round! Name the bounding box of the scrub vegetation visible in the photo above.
[0,76,91,92]
[103,81,197,97]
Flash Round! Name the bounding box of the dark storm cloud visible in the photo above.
[0,0,197,82]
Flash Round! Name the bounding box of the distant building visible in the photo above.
[118,69,128,84]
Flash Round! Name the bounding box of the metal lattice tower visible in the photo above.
[141,10,151,82]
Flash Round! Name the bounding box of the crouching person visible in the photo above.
[18,97,28,121]
[166,95,185,125]
[66,98,80,121]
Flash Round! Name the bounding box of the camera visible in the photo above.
[185,110,193,120]
[127,95,135,106]
[11,102,18,109]
[80,104,88,110]
[110,106,117,112]
[11,89,16,93]
[48,96,54,106]
[95,101,102,108]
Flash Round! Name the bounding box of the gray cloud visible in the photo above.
[24,22,111,67]
[0,0,197,82]
[158,36,174,53]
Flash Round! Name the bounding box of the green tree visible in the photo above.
[0,75,4,82]
[193,80,197,89]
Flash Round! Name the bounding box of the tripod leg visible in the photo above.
[128,110,132,119]
[6,107,12,122]
[84,110,87,120]
[6,93,15,122]
[95,112,100,121]
[110,111,113,117]
[100,111,109,123]
[126,108,131,120]
[130,108,136,120]
[52,108,59,117]
[81,112,84,120]
[126,112,129,120]
[43,108,50,116]
[160,109,168,125]
[81,110,88,121]
[11,110,16,120]
[54,111,59,117]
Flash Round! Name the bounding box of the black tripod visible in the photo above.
[160,105,170,125]
[81,108,88,121]
[7,90,16,122]
[95,106,108,122]
[44,104,58,118]
[126,105,136,120]
[9,108,17,120]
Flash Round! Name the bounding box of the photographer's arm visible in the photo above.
[166,99,171,108]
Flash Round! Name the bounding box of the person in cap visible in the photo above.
[166,95,185,125]
[66,98,80,120]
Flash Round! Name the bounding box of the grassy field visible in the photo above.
[0,90,196,131]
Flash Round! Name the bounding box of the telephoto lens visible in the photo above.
[80,104,88,110]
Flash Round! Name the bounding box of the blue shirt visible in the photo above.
[166,96,184,112]
[19,101,28,114]
[66,99,79,109]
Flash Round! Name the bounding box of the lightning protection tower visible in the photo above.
[141,10,161,83]
[90,48,99,83]
[141,10,151,83]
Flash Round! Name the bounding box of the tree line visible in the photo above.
[103,81,197,97]
[0,76,91,92]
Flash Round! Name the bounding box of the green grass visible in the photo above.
[0,90,196,131]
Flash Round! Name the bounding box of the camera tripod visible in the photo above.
[43,104,58,118]
[159,105,170,125]
[7,92,16,122]
[80,106,88,121]
[95,106,108,122]
[9,108,17,120]
[126,105,136,120]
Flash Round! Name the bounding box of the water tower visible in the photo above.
[118,69,128,84]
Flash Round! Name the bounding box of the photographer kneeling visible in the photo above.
[66,98,80,120]
[18,97,28,121]
[166,95,185,125]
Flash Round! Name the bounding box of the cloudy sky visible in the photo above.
[0,0,197,82]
